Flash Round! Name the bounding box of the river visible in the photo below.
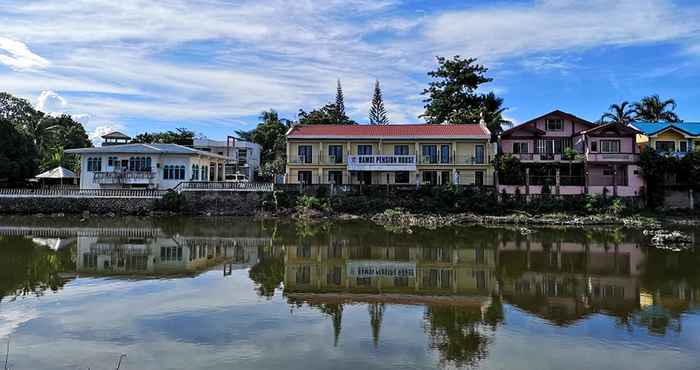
[0,216,698,370]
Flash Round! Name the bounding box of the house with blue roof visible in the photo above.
[631,122,700,157]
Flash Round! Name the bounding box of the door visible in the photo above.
[121,160,129,170]
[441,171,451,185]
[298,171,313,184]
[474,171,484,186]
[359,172,372,185]
[328,171,343,185]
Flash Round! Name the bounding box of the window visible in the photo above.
[328,145,343,163]
[298,171,313,184]
[440,144,450,163]
[394,144,409,155]
[163,165,185,180]
[600,140,621,153]
[394,171,410,184]
[512,142,529,154]
[357,144,373,155]
[475,145,485,164]
[128,157,151,172]
[680,141,688,152]
[441,171,451,184]
[422,145,438,163]
[192,164,198,180]
[107,156,118,167]
[87,157,101,172]
[328,171,343,185]
[298,145,313,163]
[591,141,598,152]
[603,169,612,176]
[655,141,676,153]
[545,118,563,131]
[537,139,563,154]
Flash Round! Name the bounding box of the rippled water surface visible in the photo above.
[0,216,698,370]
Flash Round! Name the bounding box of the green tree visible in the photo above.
[601,101,635,125]
[0,92,42,130]
[0,118,40,181]
[251,110,291,165]
[633,95,680,122]
[335,79,346,122]
[480,92,511,140]
[421,56,493,124]
[131,128,194,145]
[298,103,356,125]
[369,80,389,125]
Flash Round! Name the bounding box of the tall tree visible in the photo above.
[335,79,345,122]
[39,114,91,171]
[251,110,290,164]
[633,95,680,123]
[421,56,493,124]
[369,80,389,125]
[0,118,39,181]
[480,92,512,140]
[0,92,42,130]
[601,101,635,126]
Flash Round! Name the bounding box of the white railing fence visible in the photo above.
[0,188,167,199]
[174,182,274,192]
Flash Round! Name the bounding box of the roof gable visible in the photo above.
[501,110,595,138]
[579,122,639,137]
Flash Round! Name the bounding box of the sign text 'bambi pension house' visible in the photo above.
[497,110,644,197]
[284,123,494,185]
[65,132,261,190]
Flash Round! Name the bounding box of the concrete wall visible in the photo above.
[0,196,156,215]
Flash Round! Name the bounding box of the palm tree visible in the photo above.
[480,92,512,140]
[633,95,680,122]
[601,101,635,126]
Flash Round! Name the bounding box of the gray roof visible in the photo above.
[101,131,131,139]
[35,166,78,179]
[65,143,228,159]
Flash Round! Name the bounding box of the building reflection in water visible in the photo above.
[1,221,699,368]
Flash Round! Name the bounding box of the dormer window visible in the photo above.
[545,119,563,131]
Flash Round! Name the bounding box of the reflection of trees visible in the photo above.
[248,246,284,299]
[424,298,503,368]
[0,236,75,301]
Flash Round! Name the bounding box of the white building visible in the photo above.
[193,138,261,180]
[66,135,228,190]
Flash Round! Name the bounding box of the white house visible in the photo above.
[66,139,227,190]
[193,137,261,180]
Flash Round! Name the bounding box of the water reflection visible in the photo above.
[0,218,698,369]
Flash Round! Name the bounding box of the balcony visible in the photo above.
[347,155,416,171]
[94,171,155,185]
[511,153,582,162]
[586,153,639,162]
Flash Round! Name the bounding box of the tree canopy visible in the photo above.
[369,80,389,125]
[421,56,493,124]
[131,128,195,146]
[633,95,680,122]
[298,103,356,125]
[0,118,39,181]
[480,92,512,140]
[600,101,635,125]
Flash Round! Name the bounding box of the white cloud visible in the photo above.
[0,37,50,70]
[88,124,126,146]
[36,90,67,113]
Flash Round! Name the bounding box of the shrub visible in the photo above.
[154,191,188,212]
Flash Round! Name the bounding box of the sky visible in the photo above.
[2,0,700,144]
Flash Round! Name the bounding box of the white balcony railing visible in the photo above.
[94,171,155,184]
[586,153,639,162]
[347,155,417,171]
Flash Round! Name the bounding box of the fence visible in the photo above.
[0,188,167,199]
[174,182,274,192]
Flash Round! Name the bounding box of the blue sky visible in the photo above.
[2,0,700,143]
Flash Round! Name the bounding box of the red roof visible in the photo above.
[287,124,490,139]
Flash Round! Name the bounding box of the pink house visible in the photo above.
[497,110,644,197]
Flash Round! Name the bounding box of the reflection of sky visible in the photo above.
[0,270,699,370]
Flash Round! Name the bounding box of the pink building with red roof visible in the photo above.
[285,123,494,185]
[498,110,644,197]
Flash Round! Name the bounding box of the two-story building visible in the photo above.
[631,122,700,157]
[285,124,494,185]
[66,132,227,190]
[498,110,644,197]
[192,137,261,180]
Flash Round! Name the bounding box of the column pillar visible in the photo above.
[555,167,561,195]
[612,164,618,197]
[525,168,531,196]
